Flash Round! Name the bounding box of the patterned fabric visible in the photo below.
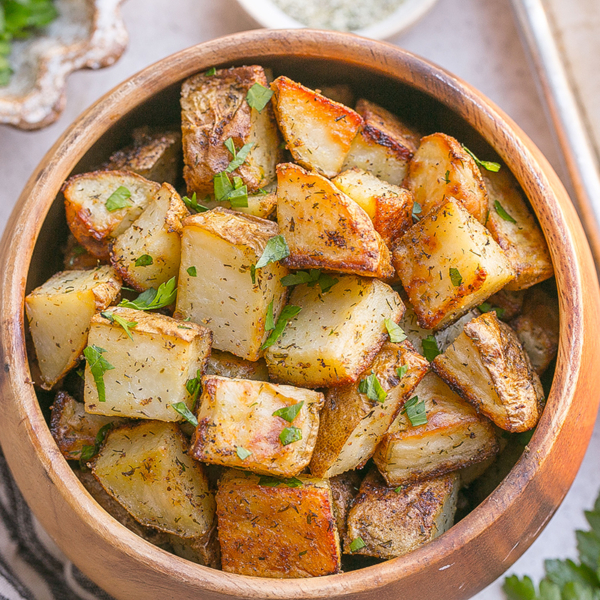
[0,449,112,600]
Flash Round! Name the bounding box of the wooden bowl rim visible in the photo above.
[1,29,598,599]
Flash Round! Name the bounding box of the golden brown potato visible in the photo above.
[104,128,182,186]
[408,133,488,222]
[91,421,215,538]
[332,167,414,247]
[181,65,282,196]
[510,286,559,375]
[373,373,499,486]
[330,472,362,540]
[276,163,394,279]
[191,376,324,477]
[25,266,121,389]
[174,208,289,361]
[483,169,553,290]
[63,170,161,260]
[310,341,429,478]
[50,391,128,460]
[84,308,212,421]
[432,311,543,432]
[271,76,363,178]
[205,349,269,381]
[62,234,101,271]
[110,183,189,291]
[344,469,459,559]
[264,275,405,388]
[342,99,419,186]
[216,469,341,578]
[394,199,515,330]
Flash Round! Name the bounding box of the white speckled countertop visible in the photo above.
[0,0,597,597]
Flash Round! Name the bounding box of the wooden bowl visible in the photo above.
[0,29,598,600]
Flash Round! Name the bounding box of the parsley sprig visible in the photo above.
[402,396,427,426]
[463,146,501,173]
[280,269,338,293]
[100,311,137,341]
[83,345,114,403]
[358,373,387,403]
[118,277,177,311]
[182,192,208,213]
[261,303,301,349]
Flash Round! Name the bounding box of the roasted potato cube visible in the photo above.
[62,234,100,271]
[483,288,525,321]
[310,341,428,478]
[332,168,414,246]
[76,469,171,548]
[373,373,499,486]
[330,472,362,540]
[50,391,128,460]
[174,208,288,360]
[205,349,269,381]
[25,266,121,389]
[168,524,221,569]
[191,376,324,477]
[277,163,394,279]
[432,311,543,432]
[397,302,431,355]
[510,286,559,375]
[344,469,459,559]
[84,308,212,421]
[408,133,488,222]
[216,469,341,578]
[110,183,189,291]
[483,169,553,290]
[91,421,215,538]
[265,275,404,388]
[104,128,182,186]
[181,66,281,196]
[63,170,161,260]
[342,98,419,186]
[394,199,515,330]
[271,76,363,178]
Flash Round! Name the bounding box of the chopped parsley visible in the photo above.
[394,485,405,493]
[396,365,408,379]
[463,146,501,172]
[349,537,366,552]
[100,311,137,341]
[384,318,407,343]
[261,305,302,349]
[213,172,249,208]
[182,192,208,213]
[279,426,302,446]
[118,277,177,310]
[135,254,153,267]
[449,267,463,287]
[272,401,304,423]
[422,335,441,362]
[402,396,427,426]
[412,201,422,221]
[83,345,114,403]
[478,302,506,319]
[258,475,303,488]
[358,373,387,403]
[79,422,114,468]
[236,446,252,460]
[246,82,274,112]
[187,266,197,277]
[185,369,202,407]
[443,170,451,184]
[171,402,198,427]
[105,186,132,211]
[205,67,216,76]
[224,138,254,173]
[256,235,290,269]
[494,200,517,223]
[280,269,338,293]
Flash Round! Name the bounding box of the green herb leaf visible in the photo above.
[250,264,256,284]
[503,575,537,600]
[214,171,233,200]
[225,140,254,173]
[187,266,197,277]
[279,425,302,446]
[394,485,405,493]
[265,299,275,331]
[478,302,506,319]
[463,146,501,172]
[171,402,198,427]
[261,304,301,349]
[256,235,290,269]
[83,345,114,403]
[185,369,203,408]
[258,475,303,488]
[412,201,422,221]
[135,254,153,267]
[384,318,407,343]
[213,171,249,207]
[79,422,114,468]
[280,269,338,293]
[494,200,517,223]
[449,267,463,287]
[118,277,177,310]
[100,311,137,341]
[358,373,387,403]
[236,446,252,460]
[272,401,304,423]
[538,580,562,600]
[182,192,208,213]
[402,396,427,426]
[247,82,274,112]
[396,365,408,379]
[444,170,450,184]
[205,67,216,76]
[422,335,440,361]
[349,537,366,553]
[105,186,132,211]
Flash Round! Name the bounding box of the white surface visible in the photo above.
[0,0,597,598]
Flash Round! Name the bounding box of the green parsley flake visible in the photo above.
[185,369,202,407]
[171,402,198,427]
[396,365,408,379]
[256,235,290,269]
[394,485,405,493]
[246,83,274,112]
[265,300,275,331]
[279,426,302,446]
[422,335,440,362]
[412,201,422,221]
[280,269,338,293]
[79,422,114,469]
[135,254,153,267]
[258,475,303,488]
[213,172,249,207]
[384,318,407,343]
[449,267,463,287]
[100,311,137,341]
[83,345,114,403]
[463,146,501,172]
[224,139,254,173]
[236,446,252,460]
[261,305,302,349]
[105,186,132,211]
[443,170,451,184]
[494,200,517,223]
[478,302,506,319]
[205,67,216,76]
[119,277,177,310]
[358,373,387,403]
[187,266,197,277]
[349,537,366,552]
[272,401,304,423]
[182,192,208,213]
[402,396,427,426]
